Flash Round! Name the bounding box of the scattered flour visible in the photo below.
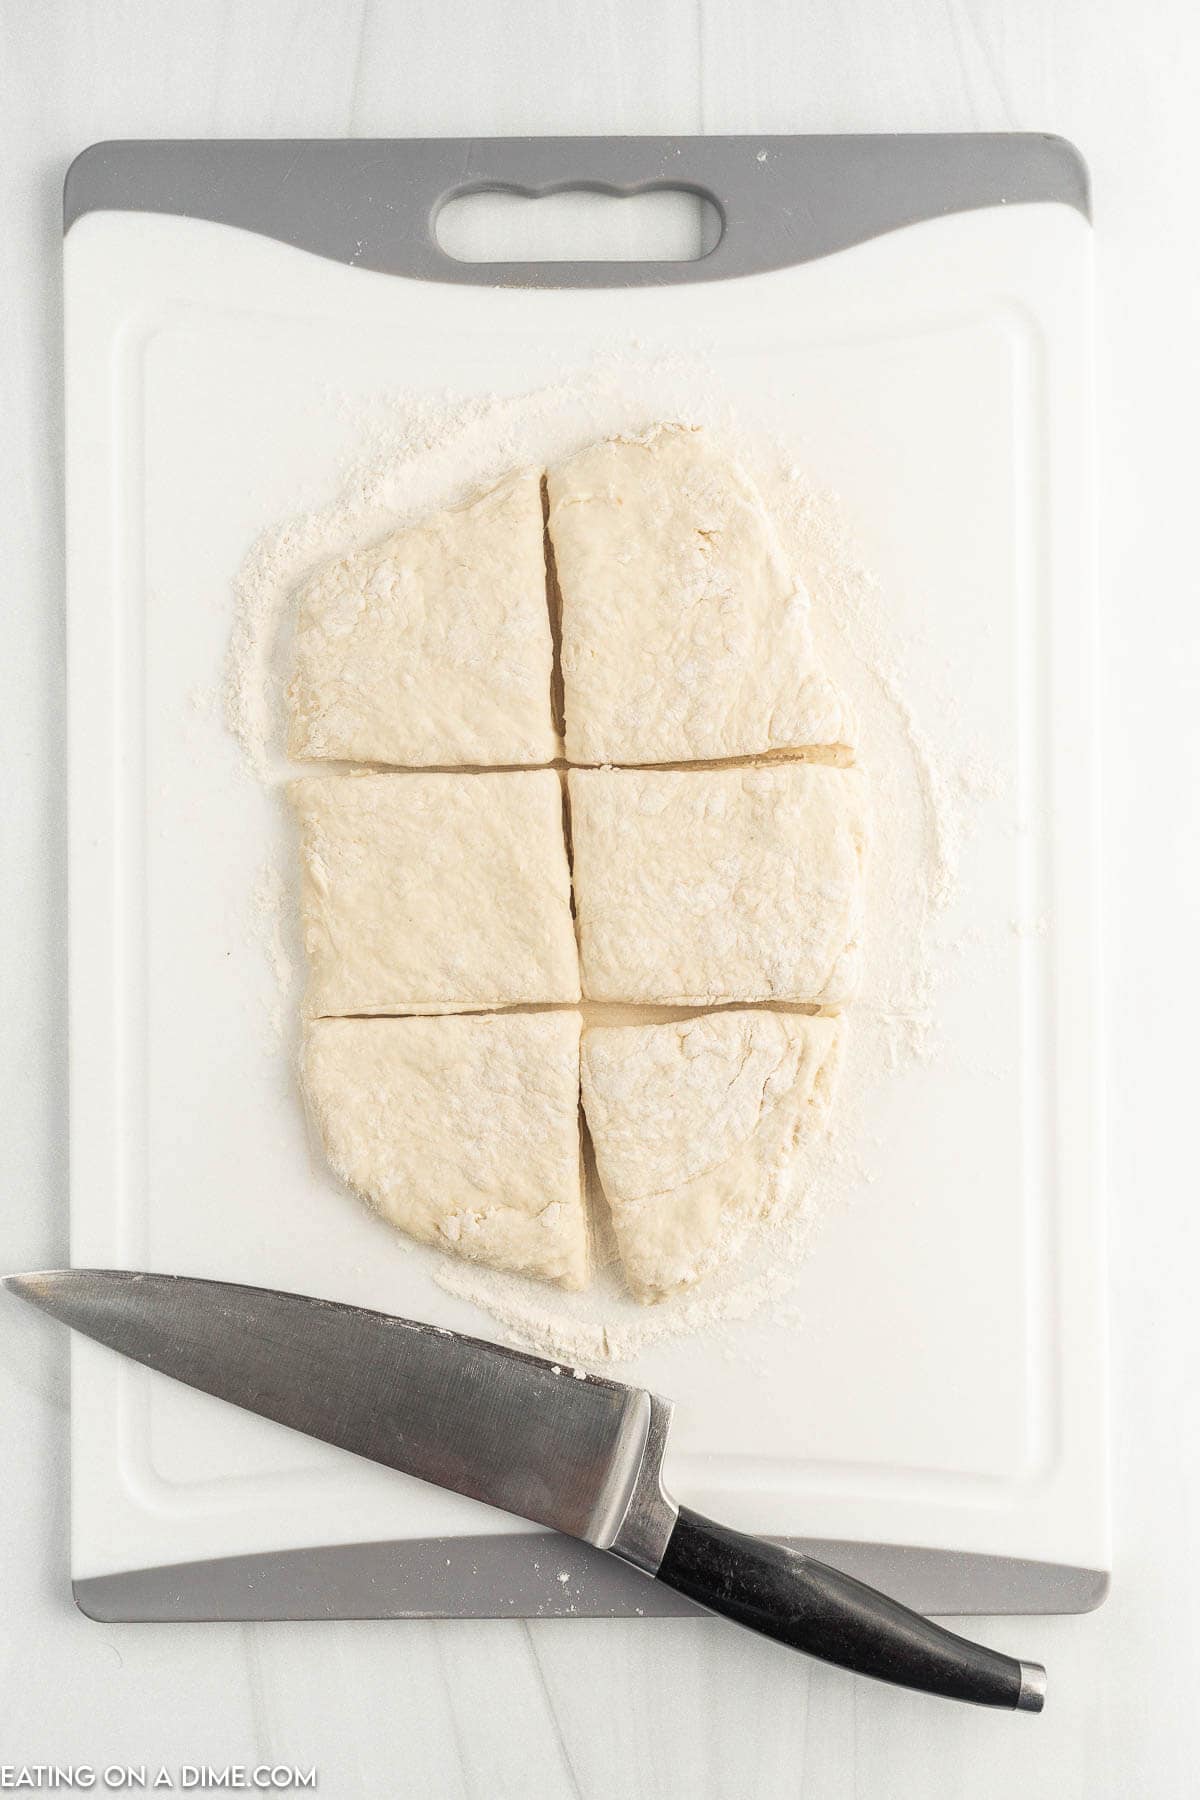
[224,353,980,1366]
[248,854,297,1051]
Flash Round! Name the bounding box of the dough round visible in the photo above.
[569,763,868,1007]
[286,431,867,1309]
[289,469,557,767]
[304,1012,589,1290]
[291,769,580,1016]
[582,1010,843,1302]
[548,425,851,764]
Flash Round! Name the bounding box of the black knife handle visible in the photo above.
[655,1507,1045,1710]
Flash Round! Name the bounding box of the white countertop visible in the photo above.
[2,3,1197,1794]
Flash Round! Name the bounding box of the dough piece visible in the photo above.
[288,469,557,767]
[291,770,580,1016]
[583,1010,843,1302]
[304,1012,589,1289]
[568,764,867,1006]
[547,425,850,764]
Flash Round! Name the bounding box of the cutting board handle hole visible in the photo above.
[434,188,722,264]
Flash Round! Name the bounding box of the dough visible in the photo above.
[304,1012,589,1289]
[288,469,557,767]
[568,764,867,1006]
[547,425,851,764]
[582,1010,842,1302]
[291,770,580,1016]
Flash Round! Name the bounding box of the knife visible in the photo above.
[5,1269,1044,1710]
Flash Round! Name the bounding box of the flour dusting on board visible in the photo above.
[225,354,971,1365]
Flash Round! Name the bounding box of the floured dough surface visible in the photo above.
[304,1013,589,1289]
[582,1010,843,1302]
[291,770,580,1016]
[548,425,850,765]
[288,469,557,767]
[569,764,868,1006]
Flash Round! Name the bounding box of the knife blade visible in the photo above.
[5,1268,674,1567]
[5,1269,1046,1711]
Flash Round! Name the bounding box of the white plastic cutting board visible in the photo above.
[63,137,1107,1621]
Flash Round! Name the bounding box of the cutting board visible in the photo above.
[63,135,1107,1622]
